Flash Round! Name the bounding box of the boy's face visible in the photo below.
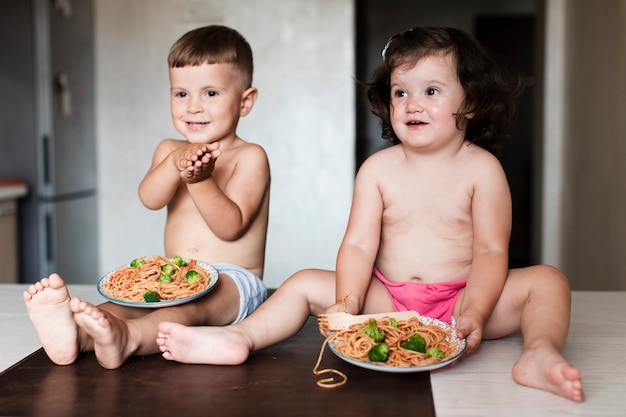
[169,63,248,144]
[389,53,467,152]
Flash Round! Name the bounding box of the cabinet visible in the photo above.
[0,181,28,283]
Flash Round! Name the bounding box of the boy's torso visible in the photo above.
[162,139,269,277]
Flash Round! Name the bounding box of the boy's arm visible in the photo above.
[456,156,512,352]
[138,139,184,210]
[185,144,270,241]
[330,160,383,315]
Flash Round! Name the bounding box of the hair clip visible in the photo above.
[381,28,415,62]
[381,35,395,62]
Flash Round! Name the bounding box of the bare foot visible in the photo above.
[156,321,250,365]
[512,345,584,402]
[70,298,133,369]
[23,274,78,365]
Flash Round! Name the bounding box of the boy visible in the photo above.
[23,25,270,370]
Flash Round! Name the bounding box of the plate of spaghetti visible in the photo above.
[97,255,219,308]
[318,315,465,377]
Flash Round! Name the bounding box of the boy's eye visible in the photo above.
[174,91,187,98]
[426,88,439,96]
[205,90,218,97]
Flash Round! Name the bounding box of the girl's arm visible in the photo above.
[185,143,270,241]
[330,159,384,314]
[456,155,512,352]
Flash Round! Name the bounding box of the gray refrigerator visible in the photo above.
[0,0,98,284]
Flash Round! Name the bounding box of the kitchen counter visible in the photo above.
[0,179,28,201]
[0,179,28,283]
[0,286,624,416]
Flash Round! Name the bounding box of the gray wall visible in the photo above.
[93,0,626,290]
[558,0,626,290]
[95,0,354,288]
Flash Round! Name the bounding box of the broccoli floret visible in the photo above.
[389,318,398,328]
[368,342,390,362]
[361,318,386,342]
[158,274,173,283]
[161,263,176,276]
[426,347,445,359]
[400,333,426,353]
[143,291,159,302]
[172,255,187,267]
[185,270,201,283]
[130,257,145,268]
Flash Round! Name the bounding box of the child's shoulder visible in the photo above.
[227,139,269,166]
[460,142,506,178]
[462,142,502,165]
[232,139,267,157]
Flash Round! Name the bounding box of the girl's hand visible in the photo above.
[322,294,360,316]
[454,312,484,355]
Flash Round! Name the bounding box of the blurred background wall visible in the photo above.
[95,0,626,290]
[95,0,355,288]
[34,0,620,291]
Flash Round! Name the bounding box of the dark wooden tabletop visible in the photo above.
[0,317,435,417]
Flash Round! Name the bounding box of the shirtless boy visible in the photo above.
[23,25,270,370]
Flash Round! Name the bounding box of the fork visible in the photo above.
[317,310,420,332]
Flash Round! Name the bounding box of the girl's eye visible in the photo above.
[392,89,406,98]
[426,88,439,96]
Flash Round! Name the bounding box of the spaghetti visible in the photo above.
[313,316,460,388]
[101,255,210,303]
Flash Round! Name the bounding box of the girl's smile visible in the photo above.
[389,53,467,153]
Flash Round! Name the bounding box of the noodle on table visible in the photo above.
[101,255,210,302]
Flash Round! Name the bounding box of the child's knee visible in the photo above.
[533,264,571,292]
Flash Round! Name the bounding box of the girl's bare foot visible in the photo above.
[156,321,250,365]
[23,274,79,365]
[70,298,134,369]
[512,345,584,402]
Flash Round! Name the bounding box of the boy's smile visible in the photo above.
[169,62,245,145]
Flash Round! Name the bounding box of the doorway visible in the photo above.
[355,1,539,267]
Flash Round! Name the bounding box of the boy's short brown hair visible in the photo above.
[168,25,254,89]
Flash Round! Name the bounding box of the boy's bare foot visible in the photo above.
[512,345,584,402]
[23,274,78,365]
[70,298,134,369]
[156,321,249,365]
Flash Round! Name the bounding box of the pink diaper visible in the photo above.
[374,268,466,325]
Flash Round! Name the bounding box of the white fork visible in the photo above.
[317,311,420,332]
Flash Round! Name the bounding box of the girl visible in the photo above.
[156,26,584,402]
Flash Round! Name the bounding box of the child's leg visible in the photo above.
[71,272,242,369]
[156,269,338,365]
[482,265,584,402]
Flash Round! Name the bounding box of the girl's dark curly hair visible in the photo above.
[367,26,525,154]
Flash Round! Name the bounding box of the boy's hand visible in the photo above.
[175,143,221,183]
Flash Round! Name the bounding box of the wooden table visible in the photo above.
[0,285,624,416]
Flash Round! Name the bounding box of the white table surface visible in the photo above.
[1,285,624,417]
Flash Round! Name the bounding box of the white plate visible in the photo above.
[97,260,219,308]
[328,315,466,373]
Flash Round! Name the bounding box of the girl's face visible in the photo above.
[169,62,246,144]
[389,53,467,153]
